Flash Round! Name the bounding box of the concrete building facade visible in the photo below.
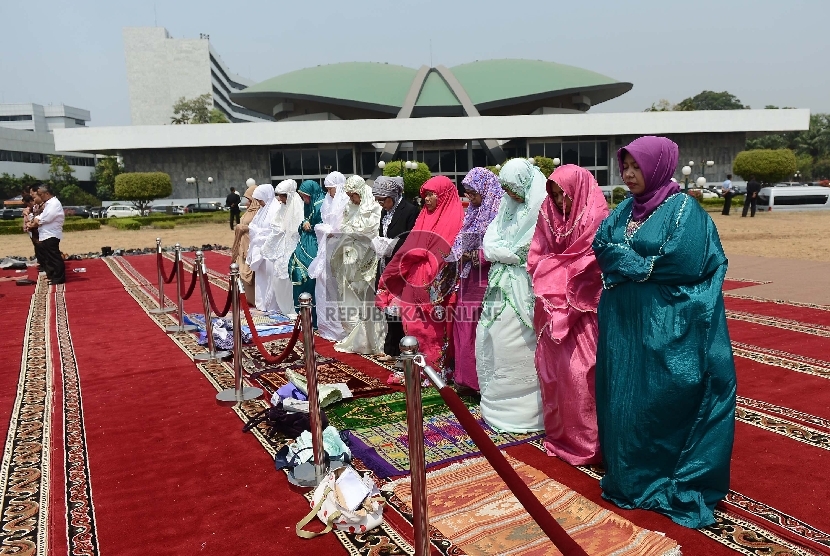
[0,103,91,133]
[123,27,273,125]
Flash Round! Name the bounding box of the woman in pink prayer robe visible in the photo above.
[527,164,609,465]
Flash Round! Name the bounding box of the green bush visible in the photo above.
[733,149,797,184]
[530,156,556,179]
[382,161,431,200]
[114,172,173,213]
[0,218,24,228]
[58,184,101,207]
[0,225,24,235]
[63,220,101,232]
[151,220,176,229]
[109,218,141,230]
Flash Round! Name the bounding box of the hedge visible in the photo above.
[0,219,101,235]
[382,161,431,200]
[109,218,141,230]
[733,149,797,184]
[151,220,176,229]
[114,172,173,204]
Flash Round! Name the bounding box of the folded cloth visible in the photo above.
[286,370,343,408]
[0,258,28,270]
[285,426,352,466]
[371,236,397,258]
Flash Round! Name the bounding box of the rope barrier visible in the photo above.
[418,358,589,556]
[240,292,302,366]
[180,261,198,300]
[158,251,177,284]
[203,274,233,317]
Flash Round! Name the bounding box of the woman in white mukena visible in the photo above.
[309,171,350,340]
[261,179,304,319]
[246,183,281,312]
[333,176,387,355]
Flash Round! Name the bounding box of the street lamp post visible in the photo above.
[794,170,802,183]
[682,165,692,192]
[186,176,213,209]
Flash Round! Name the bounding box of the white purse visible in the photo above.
[296,465,385,538]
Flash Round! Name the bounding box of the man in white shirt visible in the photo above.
[28,184,66,285]
[721,174,734,215]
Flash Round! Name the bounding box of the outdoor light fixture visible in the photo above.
[377,160,386,169]
[552,158,561,166]
[706,160,715,167]
[495,164,501,171]
[689,161,695,167]
[681,165,692,192]
[246,178,256,188]
[696,177,707,188]
[528,157,536,165]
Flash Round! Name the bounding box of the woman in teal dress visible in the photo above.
[290,180,326,326]
[592,135,736,529]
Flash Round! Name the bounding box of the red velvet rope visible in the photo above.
[158,251,177,284]
[203,275,233,317]
[179,262,198,300]
[435,385,589,556]
[240,292,302,365]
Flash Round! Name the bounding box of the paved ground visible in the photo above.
[726,254,830,305]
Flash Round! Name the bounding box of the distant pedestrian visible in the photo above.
[721,174,734,215]
[743,176,761,217]
[27,184,65,285]
[226,187,242,230]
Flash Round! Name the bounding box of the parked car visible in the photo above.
[105,205,142,218]
[1,208,24,220]
[757,185,830,211]
[687,188,720,199]
[183,203,221,213]
[150,205,181,215]
[63,206,91,218]
[88,206,107,218]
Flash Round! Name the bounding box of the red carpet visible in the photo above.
[726,295,830,327]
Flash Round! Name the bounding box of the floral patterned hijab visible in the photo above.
[446,168,503,277]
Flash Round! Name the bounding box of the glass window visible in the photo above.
[597,141,609,167]
[319,149,337,174]
[338,148,353,174]
[545,143,561,160]
[529,143,544,158]
[423,150,440,172]
[580,142,595,167]
[11,151,24,163]
[472,148,487,168]
[361,151,376,175]
[0,150,9,162]
[455,150,469,173]
[502,147,517,160]
[562,142,578,165]
[596,169,609,186]
[302,150,320,176]
[440,150,455,174]
[270,150,284,176]
[283,149,301,175]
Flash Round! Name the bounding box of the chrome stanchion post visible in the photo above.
[288,292,341,491]
[149,237,174,315]
[400,336,430,556]
[165,243,197,334]
[217,263,263,404]
[193,251,230,362]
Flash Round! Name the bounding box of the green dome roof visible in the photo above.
[231,59,631,118]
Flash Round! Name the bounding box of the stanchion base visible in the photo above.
[194,350,231,361]
[149,306,176,315]
[215,386,263,405]
[287,459,344,493]
[165,324,198,334]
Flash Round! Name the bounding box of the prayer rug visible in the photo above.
[348,406,542,478]
[723,277,771,290]
[386,455,681,555]
[241,338,392,400]
[327,389,477,430]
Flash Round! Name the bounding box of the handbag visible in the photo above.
[242,401,328,440]
[296,465,384,538]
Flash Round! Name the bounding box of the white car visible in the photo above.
[687,188,720,199]
[105,205,141,218]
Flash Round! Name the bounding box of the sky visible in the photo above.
[1,0,828,126]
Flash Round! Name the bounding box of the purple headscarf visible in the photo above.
[618,136,681,221]
[446,167,503,277]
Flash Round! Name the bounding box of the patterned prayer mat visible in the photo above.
[386,455,681,555]
[327,389,477,430]
[348,405,542,478]
[241,338,392,399]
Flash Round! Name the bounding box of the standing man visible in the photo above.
[743,175,761,217]
[28,184,65,285]
[226,187,242,230]
[721,174,734,215]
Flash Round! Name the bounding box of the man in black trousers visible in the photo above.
[28,184,65,285]
[721,174,735,215]
[225,187,241,230]
[743,176,761,217]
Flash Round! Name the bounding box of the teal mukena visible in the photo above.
[290,179,326,326]
[592,136,736,529]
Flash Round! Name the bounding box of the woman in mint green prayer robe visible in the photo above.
[291,180,326,326]
[592,135,736,529]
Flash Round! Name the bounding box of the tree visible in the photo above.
[644,99,675,112]
[382,161,431,200]
[171,94,227,124]
[58,184,100,207]
[531,156,556,179]
[0,173,40,201]
[746,134,790,151]
[813,158,830,180]
[733,149,797,185]
[675,91,748,111]
[48,155,78,194]
[92,156,124,201]
[795,153,813,181]
[114,172,173,214]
